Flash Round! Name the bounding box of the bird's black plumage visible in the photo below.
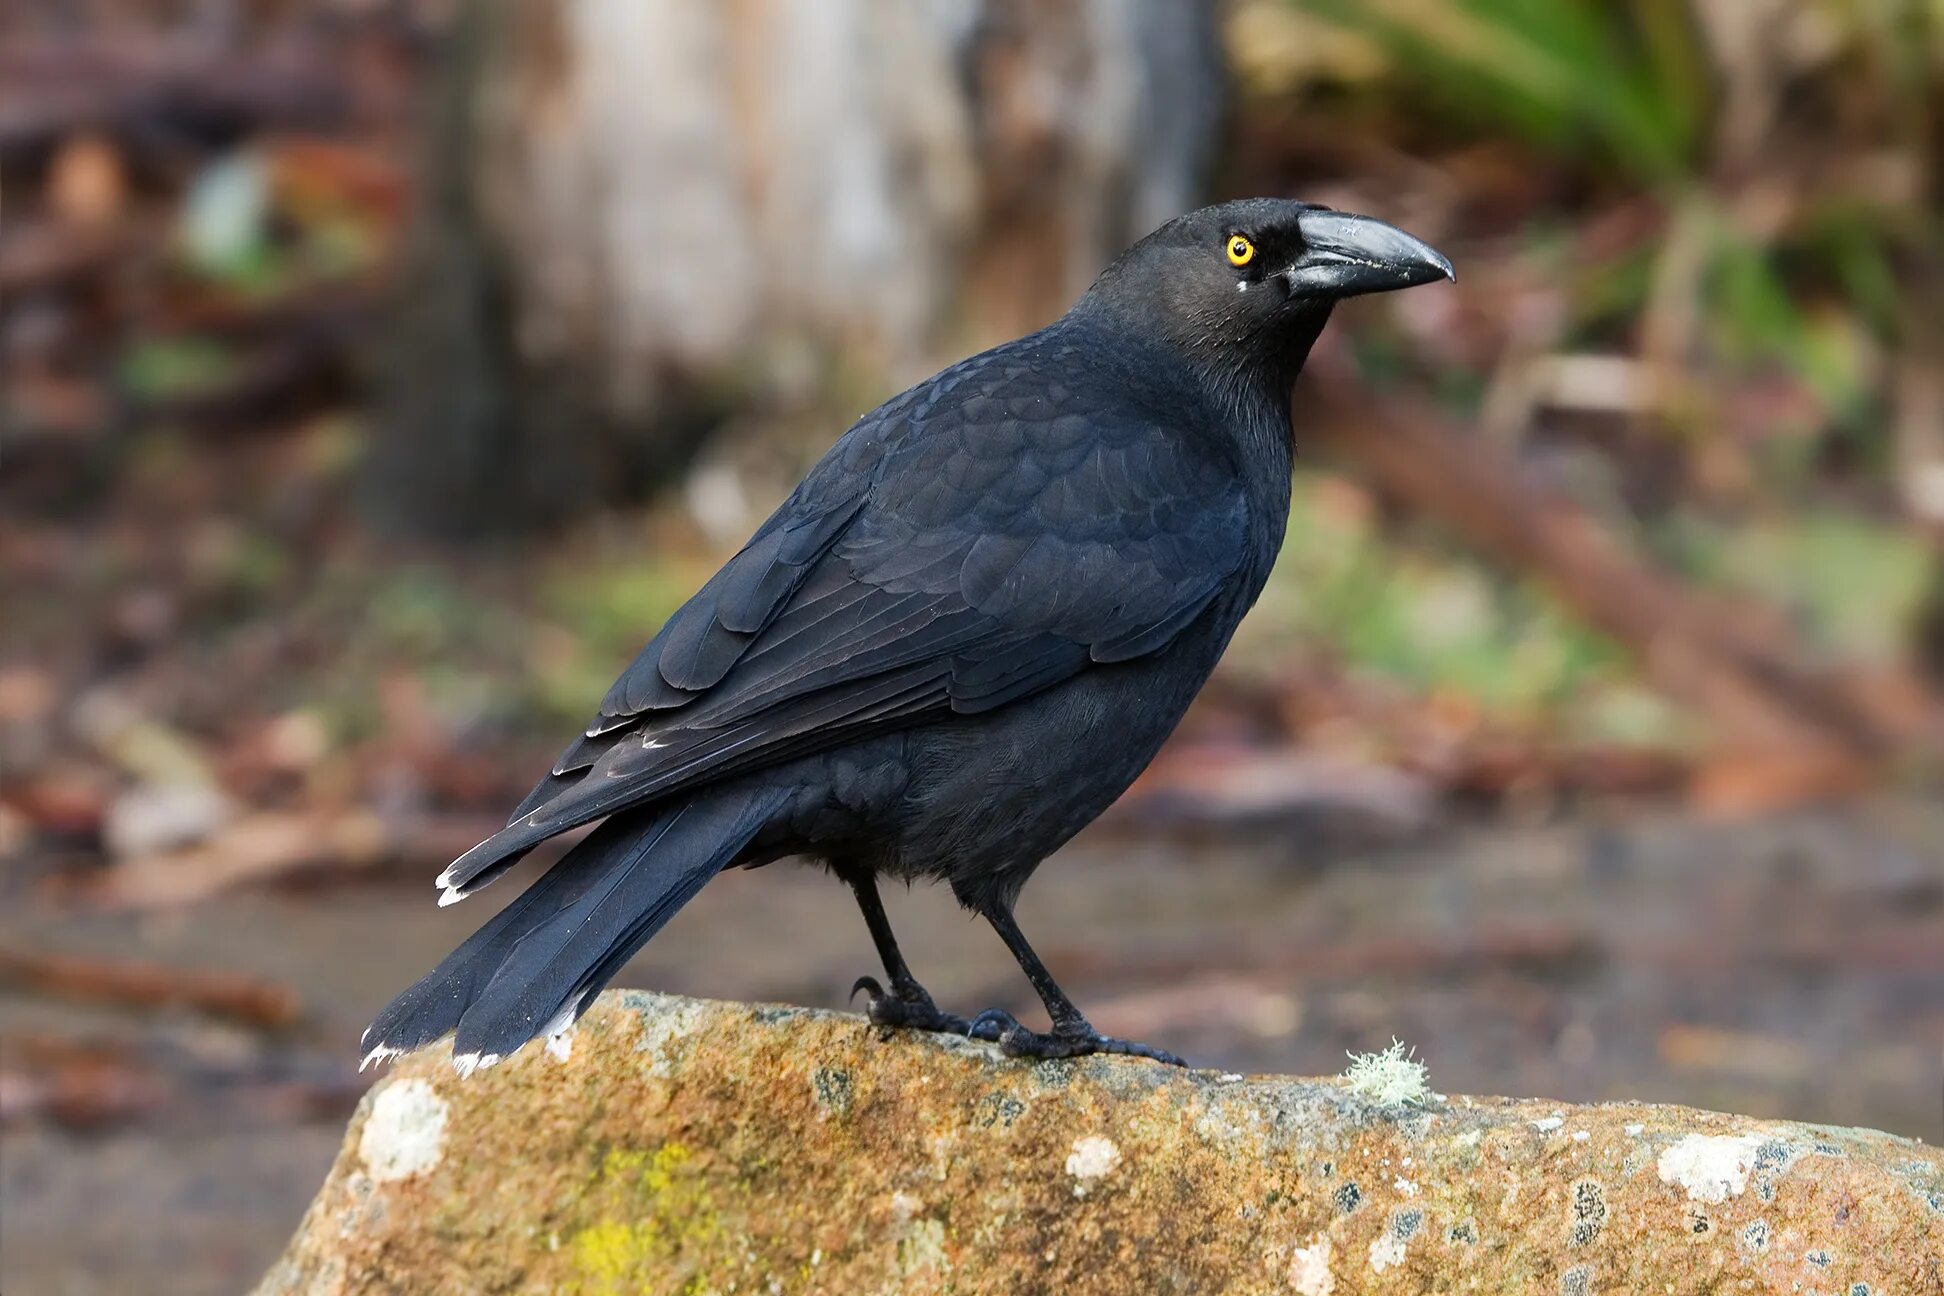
[364,198,1453,1070]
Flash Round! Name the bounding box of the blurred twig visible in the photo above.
[0,947,301,1028]
[0,39,347,163]
[1306,353,1940,799]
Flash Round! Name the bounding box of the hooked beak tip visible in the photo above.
[1291,208,1455,297]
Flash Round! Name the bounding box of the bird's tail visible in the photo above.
[361,785,785,1072]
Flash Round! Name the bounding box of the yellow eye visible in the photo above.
[1226,234,1255,267]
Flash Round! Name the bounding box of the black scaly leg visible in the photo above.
[968,901,1186,1066]
[844,870,972,1035]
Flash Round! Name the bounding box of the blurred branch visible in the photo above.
[1050,923,1601,988]
[0,947,301,1028]
[0,1033,169,1130]
[0,1030,366,1132]
[0,218,142,297]
[0,39,346,163]
[1305,355,1941,789]
[130,285,379,429]
[81,810,507,909]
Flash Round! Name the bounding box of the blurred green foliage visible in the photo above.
[118,336,240,404]
[1302,0,1709,181]
[532,560,696,726]
[174,147,380,298]
[1239,476,1686,744]
[1656,509,1932,658]
[1251,0,1940,726]
[67,0,1938,772]
[1290,0,1936,446]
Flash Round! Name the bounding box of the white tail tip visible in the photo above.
[452,1050,502,1078]
[360,1043,403,1073]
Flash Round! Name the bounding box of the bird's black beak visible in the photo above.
[1284,210,1454,299]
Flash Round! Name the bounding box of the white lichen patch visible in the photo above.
[1196,1098,1261,1144]
[897,1217,949,1279]
[634,998,708,1077]
[1531,1114,1565,1133]
[926,1129,960,1181]
[1341,1039,1436,1107]
[1657,1133,1768,1203]
[1288,1235,1335,1295]
[358,1079,449,1183]
[1367,1230,1408,1274]
[1065,1134,1122,1195]
[334,1172,375,1240]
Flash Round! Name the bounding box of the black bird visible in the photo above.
[362,199,1452,1072]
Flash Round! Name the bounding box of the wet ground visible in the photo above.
[3,800,1942,1294]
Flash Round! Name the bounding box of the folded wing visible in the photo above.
[440,337,1247,899]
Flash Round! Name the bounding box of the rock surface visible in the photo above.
[258,991,1941,1295]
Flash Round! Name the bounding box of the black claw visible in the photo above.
[966,1008,1015,1043]
[849,974,971,1035]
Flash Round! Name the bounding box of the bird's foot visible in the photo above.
[849,976,972,1035]
[965,1009,1186,1067]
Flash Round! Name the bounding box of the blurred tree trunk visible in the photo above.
[362,0,1223,539]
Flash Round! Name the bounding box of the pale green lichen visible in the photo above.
[1341,1038,1437,1107]
[898,1217,950,1280]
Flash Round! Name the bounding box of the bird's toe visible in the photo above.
[966,1007,1023,1046]
[963,1011,1186,1067]
[852,976,971,1034]
[1091,1034,1188,1067]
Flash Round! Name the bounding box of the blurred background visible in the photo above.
[2,1,1941,1290]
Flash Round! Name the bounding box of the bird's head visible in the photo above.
[1079,198,1453,395]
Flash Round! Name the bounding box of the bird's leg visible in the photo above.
[968,903,1186,1066]
[843,870,971,1035]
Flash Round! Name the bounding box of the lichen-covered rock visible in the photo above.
[258,991,1942,1295]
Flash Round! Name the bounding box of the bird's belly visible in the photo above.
[747,593,1250,905]
[883,638,1220,903]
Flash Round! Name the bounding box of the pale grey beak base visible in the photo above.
[1285,210,1455,299]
